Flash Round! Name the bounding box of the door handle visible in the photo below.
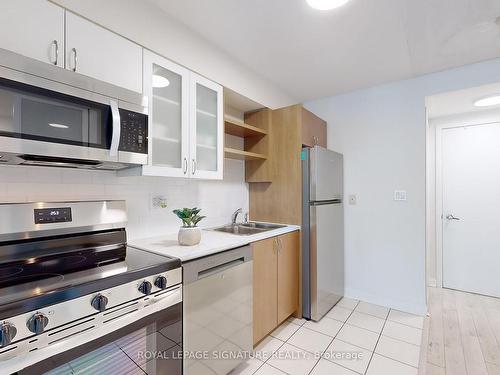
[446,214,460,221]
[109,100,121,157]
[192,159,196,175]
[183,158,188,175]
[71,48,78,72]
[51,40,59,66]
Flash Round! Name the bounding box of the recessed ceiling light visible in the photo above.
[152,75,170,88]
[48,123,69,129]
[473,95,500,107]
[306,0,351,10]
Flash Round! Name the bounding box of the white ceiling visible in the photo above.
[427,82,500,119]
[149,0,500,103]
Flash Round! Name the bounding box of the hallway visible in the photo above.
[420,287,500,375]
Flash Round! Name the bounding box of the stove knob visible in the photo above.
[91,294,109,312]
[0,322,17,347]
[154,275,168,290]
[26,312,49,335]
[138,281,152,295]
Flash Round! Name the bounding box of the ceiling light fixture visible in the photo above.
[48,123,69,129]
[473,95,500,107]
[306,0,351,10]
[152,75,170,88]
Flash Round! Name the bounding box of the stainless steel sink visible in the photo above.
[240,222,286,230]
[211,222,286,235]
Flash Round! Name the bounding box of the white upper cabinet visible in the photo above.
[189,73,224,180]
[65,12,143,93]
[133,51,223,180]
[0,0,64,67]
[142,50,190,177]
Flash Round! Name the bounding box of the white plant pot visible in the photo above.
[178,227,201,246]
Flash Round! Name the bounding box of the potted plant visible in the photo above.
[173,207,206,246]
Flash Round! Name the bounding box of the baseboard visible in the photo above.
[345,287,428,316]
[427,278,437,288]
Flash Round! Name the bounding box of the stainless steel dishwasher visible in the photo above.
[183,245,253,375]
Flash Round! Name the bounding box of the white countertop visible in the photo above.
[129,223,300,262]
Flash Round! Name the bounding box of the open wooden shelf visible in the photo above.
[224,118,268,138]
[224,147,267,161]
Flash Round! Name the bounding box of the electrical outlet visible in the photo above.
[348,195,357,205]
[151,195,167,209]
[394,190,407,201]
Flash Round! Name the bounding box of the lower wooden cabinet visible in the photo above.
[253,231,299,345]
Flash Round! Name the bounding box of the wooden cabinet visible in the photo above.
[253,231,300,345]
[302,107,327,148]
[0,0,64,67]
[65,12,143,93]
[277,231,300,322]
[253,237,278,344]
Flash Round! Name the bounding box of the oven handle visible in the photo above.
[109,100,121,157]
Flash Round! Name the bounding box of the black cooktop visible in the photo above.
[0,230,180,319]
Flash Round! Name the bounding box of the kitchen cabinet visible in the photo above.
[253,237,278,344]
[302,107,327,148]
[0,0,64,67]
[130,51,223,179]
[277,231,300,323]
[65,12,143,93]
[253,230,299,345]
[141,50,190,177]
[189,73,224,180]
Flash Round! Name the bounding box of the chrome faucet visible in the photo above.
[231,208,243,225]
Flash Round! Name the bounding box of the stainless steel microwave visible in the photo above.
[0,48,148,170]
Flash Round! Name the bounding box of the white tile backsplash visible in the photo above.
[0,158,249,240]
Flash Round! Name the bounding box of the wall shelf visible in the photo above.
[225,118,268,138]
[224,147,267,161]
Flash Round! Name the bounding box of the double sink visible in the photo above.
[212,222,286,235]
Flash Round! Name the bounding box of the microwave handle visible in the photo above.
[109,100,121,157]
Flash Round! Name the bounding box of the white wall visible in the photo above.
[49,0,297,110]
[0,160,248,240]
[305,58,500,315]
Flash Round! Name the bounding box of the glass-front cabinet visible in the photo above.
[140,50,223,179]
[189,74,224,180]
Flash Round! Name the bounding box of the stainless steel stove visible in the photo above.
[0,201,182,375]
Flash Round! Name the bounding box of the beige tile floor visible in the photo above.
[231,297,424,375]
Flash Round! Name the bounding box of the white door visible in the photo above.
[189,73,224,180]
[0,0,64,67]
[442,122,500,298]
[65,12,142,93]
[142,51,190,177]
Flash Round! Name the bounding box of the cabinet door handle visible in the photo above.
[278,238,283,254]
[51,40,59,66]
[183,158,188,175]
[71,48,78,72]
[191,159,196,175]
[273,238,278,254]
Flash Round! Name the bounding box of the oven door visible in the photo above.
[12,288,182,375]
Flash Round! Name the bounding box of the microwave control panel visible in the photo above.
[119,109,148,154]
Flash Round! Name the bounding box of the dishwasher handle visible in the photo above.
[183,245,252,284]
[198,258,245,280]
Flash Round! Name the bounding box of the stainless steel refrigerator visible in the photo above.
[302,146,344,321]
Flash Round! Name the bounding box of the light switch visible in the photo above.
[394,190,407,201]
[348,195,357,205]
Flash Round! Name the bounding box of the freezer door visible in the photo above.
[310,146,343,202]
[310,202,344,321]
